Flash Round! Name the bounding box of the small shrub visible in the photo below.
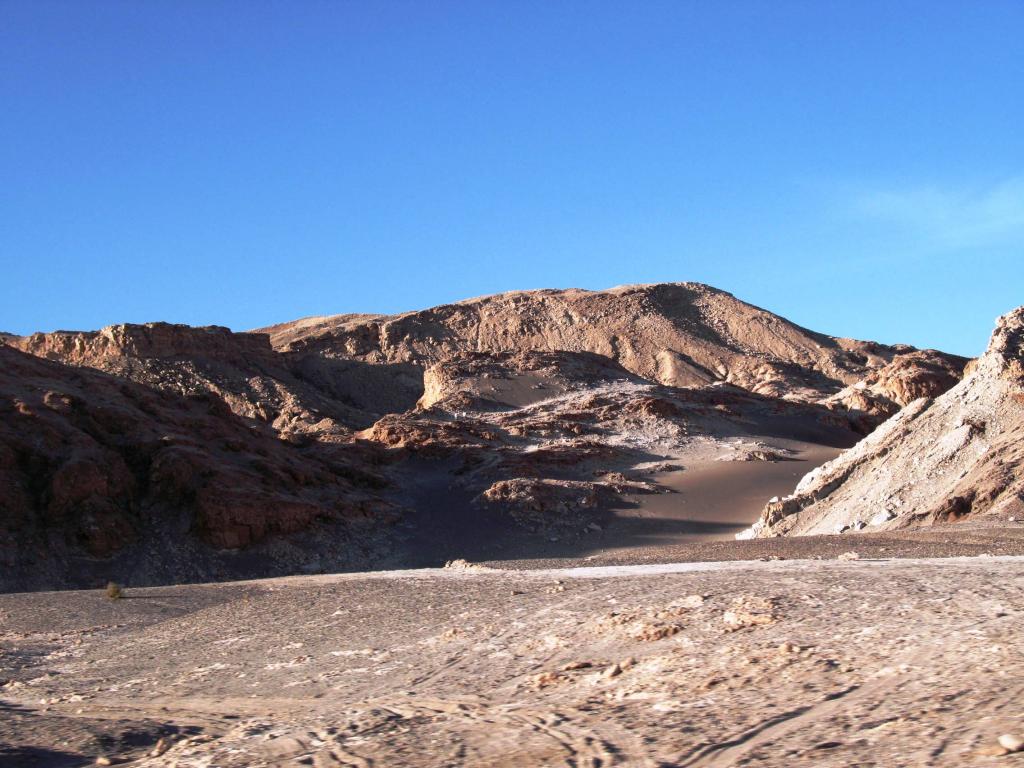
[105,581,123,600]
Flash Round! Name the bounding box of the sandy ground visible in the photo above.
[3,555,1024,767]
[610,442,841,545]
[379,437,853,572]
[385,435,1024,573]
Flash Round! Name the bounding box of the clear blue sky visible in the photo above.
[2,2,1022,356]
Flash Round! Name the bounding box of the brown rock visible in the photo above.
[257,283,935,405]
[0,345,393,590]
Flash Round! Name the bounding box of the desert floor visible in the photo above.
[3,549,1024,767]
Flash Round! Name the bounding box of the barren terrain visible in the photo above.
[4,285,1023,766]
[3,554,1024,767]
[10,283,954,591]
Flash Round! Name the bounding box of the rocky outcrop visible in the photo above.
[475,475,660,535]
[825,349,968,431]
[870,349,968,404]
[746,307,1024,538]
[0,345,393,590]
[417,350,644,410]
[15,322,273,367]
[7,323,422,436]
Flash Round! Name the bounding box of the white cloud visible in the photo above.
[852,176,1024,250]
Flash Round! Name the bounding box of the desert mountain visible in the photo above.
[12,284,965,431]
[747,306,1024,537]
[0,283,970,590]
[259,283,943,406]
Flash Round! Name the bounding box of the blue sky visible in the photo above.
[2,2,1022,356]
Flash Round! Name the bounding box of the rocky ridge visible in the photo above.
[746,306,1024,538]
[0,284,973,589]
[11,322,423,436]
[258,283,932,405]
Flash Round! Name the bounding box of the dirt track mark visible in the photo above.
[676,683,866,766]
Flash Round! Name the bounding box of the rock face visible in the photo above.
[824,349,968,432]
[748,307,1024,538]
[12,322,423,435]
[0,345,394,590]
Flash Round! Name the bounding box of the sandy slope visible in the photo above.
[3,555,1023,767]
[611,443,841,545]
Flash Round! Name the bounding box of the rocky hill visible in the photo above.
[257,283,944,404]
[12,284,966,433]
[0,284,972,590]
[747,307,1024,538]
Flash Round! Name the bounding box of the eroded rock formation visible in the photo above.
[746,307,1024,538]
[0,284,974,588]
[257,283,947,403]
[11,322,422,436]
[0,345,394,589]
